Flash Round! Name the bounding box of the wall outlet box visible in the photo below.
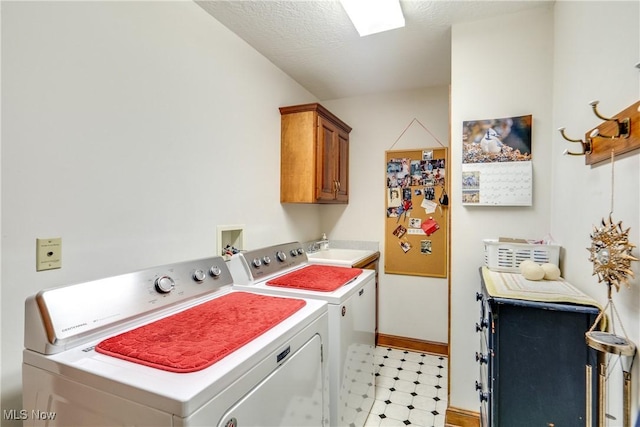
[216,225,244,261]
[36,237,62,271]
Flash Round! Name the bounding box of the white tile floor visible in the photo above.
[365,347,448,427]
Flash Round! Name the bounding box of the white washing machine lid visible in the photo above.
[228,242,375,304]
[233,264,375,304]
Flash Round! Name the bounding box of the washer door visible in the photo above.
[216,334,325,427]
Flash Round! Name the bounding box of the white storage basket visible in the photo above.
[483,239,560,272]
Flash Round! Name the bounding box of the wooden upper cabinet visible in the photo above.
[280,103,352,204]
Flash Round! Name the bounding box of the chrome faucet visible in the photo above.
[317,233,329,251]
[307,233,329,253]
[307,242,321,253]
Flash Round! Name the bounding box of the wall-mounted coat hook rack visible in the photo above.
[560,100,640,165]
[586,100,639,165]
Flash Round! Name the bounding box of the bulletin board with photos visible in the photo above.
[385,148,449,278]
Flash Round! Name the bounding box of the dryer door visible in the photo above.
[215,334,325,427]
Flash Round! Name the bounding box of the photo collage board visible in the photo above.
[385,148,449,278]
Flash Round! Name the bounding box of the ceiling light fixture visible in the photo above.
[339,0,405,37]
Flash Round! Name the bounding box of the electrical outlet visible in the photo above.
[36,237,62,271]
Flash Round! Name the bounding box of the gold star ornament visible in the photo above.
[588,216,638,291]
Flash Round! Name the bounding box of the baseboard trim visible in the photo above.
[445,406,480,427]
[376,333,448,356]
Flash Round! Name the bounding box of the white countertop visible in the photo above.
[306,248,376,267]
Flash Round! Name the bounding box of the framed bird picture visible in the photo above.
[461,114,533,206]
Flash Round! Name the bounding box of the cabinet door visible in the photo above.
[335,128,349,202]
[316,117,340,201]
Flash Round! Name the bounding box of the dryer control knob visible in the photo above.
[263,256,271,265]
[252,258,262,268]
[155,276,175,294]
[276,251,286,262]
[297,248,304,255]
[193,269,206,282]
[290,250,298,257]
[210,265,222,277]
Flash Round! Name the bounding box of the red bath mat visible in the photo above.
[95,292,306,373]
[267,265,363,292]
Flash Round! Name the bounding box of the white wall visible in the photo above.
[323,88,450,344]
[552,0,640,421]
[449,1,640,422]
[1,1,323,420]
[450,3,555,413]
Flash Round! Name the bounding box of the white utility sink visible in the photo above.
[306,248,374,267]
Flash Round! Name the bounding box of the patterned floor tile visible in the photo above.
[366,347,447,427]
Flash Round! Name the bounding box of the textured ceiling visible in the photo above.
[196,1,553,100]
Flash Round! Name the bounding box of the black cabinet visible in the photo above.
[476,270,599,427]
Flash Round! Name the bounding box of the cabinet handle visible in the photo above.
[479,391,489,402]
[475,318,489,332]
[475,352,488,365]
[476,292,483,301]
[475,380,483,391]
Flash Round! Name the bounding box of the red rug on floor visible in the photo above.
[267,265,363,292]
[95,292,306,373]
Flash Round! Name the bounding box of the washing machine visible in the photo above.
[22,256,329,426]
[228,242,375,427]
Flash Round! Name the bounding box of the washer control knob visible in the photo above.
[276,251,286,262]
[297,248,304,255]
[252,258,262,268]
[193,269,206,282]
[155,275,175,294]
[263,256,271,265]
[209,265,222,277]
[290,250,298,257]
